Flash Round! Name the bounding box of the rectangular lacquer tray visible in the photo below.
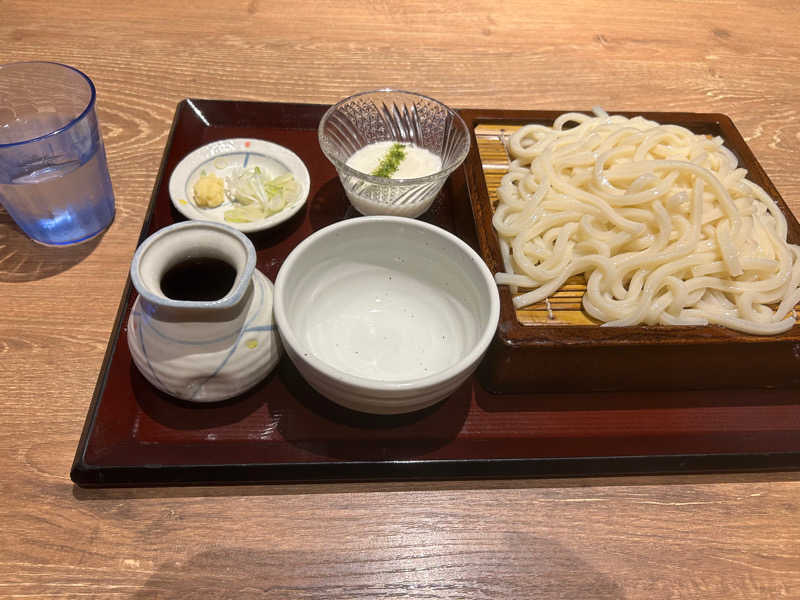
[461,109,800,393]
[71,101,800,486]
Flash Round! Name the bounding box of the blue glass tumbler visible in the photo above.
[0,62,115,246]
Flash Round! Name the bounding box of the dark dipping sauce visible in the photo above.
[160,257,237,301]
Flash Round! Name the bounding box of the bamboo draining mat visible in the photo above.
[475,122,599,326]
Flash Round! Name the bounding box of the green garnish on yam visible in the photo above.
[371,143,407,178]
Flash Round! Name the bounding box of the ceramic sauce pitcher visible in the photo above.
[127,221,280,402]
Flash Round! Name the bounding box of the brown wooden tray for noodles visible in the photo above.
[461,109,800,393]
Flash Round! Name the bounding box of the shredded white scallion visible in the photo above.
[223,166,298,223]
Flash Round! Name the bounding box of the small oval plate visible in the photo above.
[168,138,310,233]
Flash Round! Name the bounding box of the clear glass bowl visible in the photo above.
[318,89,470,217]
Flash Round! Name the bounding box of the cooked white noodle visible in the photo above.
[493,108,800,335]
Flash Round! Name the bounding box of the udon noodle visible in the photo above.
[492,108,800,335]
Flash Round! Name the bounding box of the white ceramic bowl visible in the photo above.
[273,216,500,414]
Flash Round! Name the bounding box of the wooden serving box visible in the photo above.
[461,109,800,393]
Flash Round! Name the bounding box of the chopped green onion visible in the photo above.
[224,204,265,223]
[223,166,299,223]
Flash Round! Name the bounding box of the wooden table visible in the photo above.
[2,1,800,597]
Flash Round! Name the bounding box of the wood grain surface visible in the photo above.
[1,0,800,597]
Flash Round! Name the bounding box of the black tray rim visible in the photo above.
[72,451,800,487]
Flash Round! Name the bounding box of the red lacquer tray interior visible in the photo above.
[71,100,800,486]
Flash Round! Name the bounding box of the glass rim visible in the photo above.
[0,61,97,149]
[317,88,470,185]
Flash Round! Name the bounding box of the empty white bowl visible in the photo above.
[273,216,500,414]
